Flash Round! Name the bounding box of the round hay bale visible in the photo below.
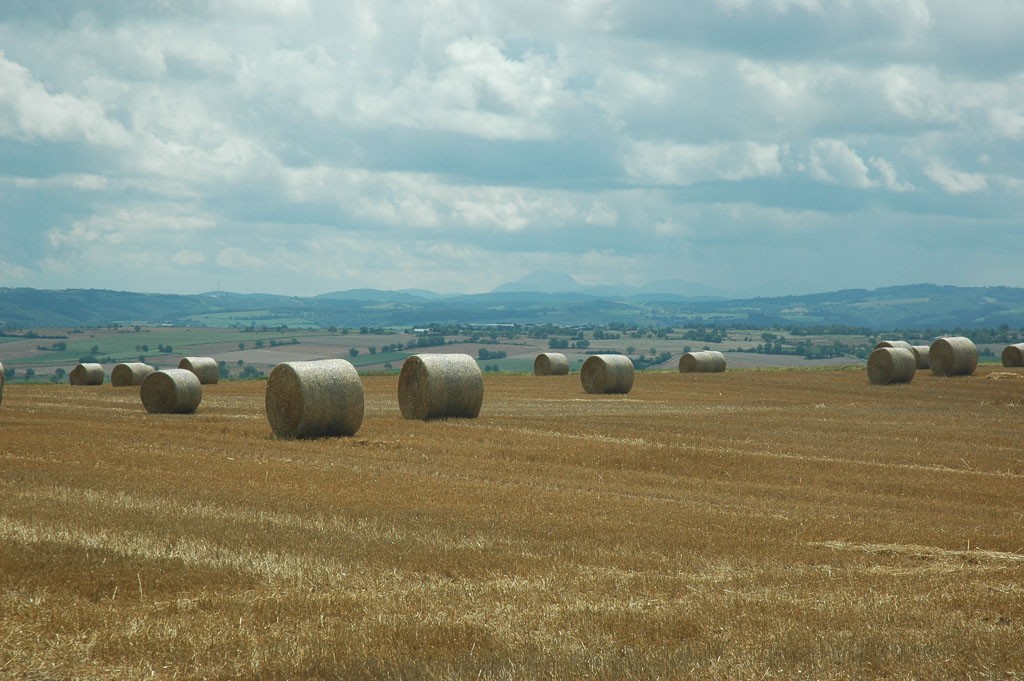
[140,369,202,414]
[1001,343,1024,368]
[178,356,219,384]
[534,352,570,376]
[867,347,917,385]
[910,345,930,370]
[581,354,634,394]
[929,337,978,377]
[69,363,104,386]
[679,350,727,373]
[398,354,483,420]
[0,360,4,407]
[874,340,913,351]
[111,362,155,387]
[265,359,364,438]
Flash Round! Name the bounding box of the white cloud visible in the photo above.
[715,0,826,14]
[213,0,312,18]
[172,250,207,267]
[47,208,215,249]
[869,157,914,192]
[0,259,30,281]
[11,174,108,191]
[990,108,1024,140]
[356,37,566,140]
[923,161,988,195]
[654,219,691,238]
[802,139,874,188]
[625,140,783,185]
[583,202,618,227]
[2,1,1024,296]
[216,247,264,270]
[279,164,604,234]
[0,52,129,146]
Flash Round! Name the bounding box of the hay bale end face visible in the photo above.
[679,350,727,373]
[581,354,635,394]
[266,359,364,438]
[874,340,913,351]
[140,369,202,414]
[69,363,104,386]
[929,336,978,377]
[910,345,931,370]
[111,362,155,387]
[534,352,570,376]
[867,347,917,385]
[178,356,219,384]
[398,354,484,420]
[1001,343,1024,368]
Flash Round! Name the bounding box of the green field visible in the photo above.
[6,323,1012,384]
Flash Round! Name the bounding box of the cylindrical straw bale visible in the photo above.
[534,352,570,376]
[867,347,917,385]
[679,350,727,373]
[140,369,202,414]
[910,345,930,370]
[69,363,104,386]
[1001,343,1024,368]
[111,362,155,387]
[178,356,219,384]
[581,354,635,394]
[874,340,913,351]
[929,336,978,377]
[398,354,484,420]
[266,360,364,438]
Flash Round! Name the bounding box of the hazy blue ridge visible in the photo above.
[2,284,1023,331]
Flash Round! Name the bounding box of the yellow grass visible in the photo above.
[2,369,1024,679]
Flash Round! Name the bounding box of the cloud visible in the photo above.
[172,250,207,267]
[47,207,216,253]
[0,51,129,146]
[990,108,1024,140]
[1,1,1023,297]
[923,162,988,195]
[625,140,784,185]
[869,157,914,193]
[583,202,618,227]
[801,139,874,189]
[355,37,567,141]
[215,247,264,270]
[12,174,108,191]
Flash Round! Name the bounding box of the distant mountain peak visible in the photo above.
[492,270,583,294]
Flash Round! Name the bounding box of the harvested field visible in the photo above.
[1,369,1024,679]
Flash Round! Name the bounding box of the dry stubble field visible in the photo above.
[2,368,1023,679]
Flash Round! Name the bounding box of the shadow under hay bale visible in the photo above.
[141,369,202,414]
[178,356,219,385]
[398,354,483,420]
[69,363,104,386]
[111,362,155,387]
[266,359,364,438]
[534,352,570,376]
[867,347,917,385]
[929,337,978,377]
[910,345,930,370]
[679,350,727,373]
[1001,343,1024,368]
[581,354,634,394]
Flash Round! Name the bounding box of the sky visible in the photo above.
[1,0,1023,298]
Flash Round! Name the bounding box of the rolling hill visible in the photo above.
[2,283,1023,331]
